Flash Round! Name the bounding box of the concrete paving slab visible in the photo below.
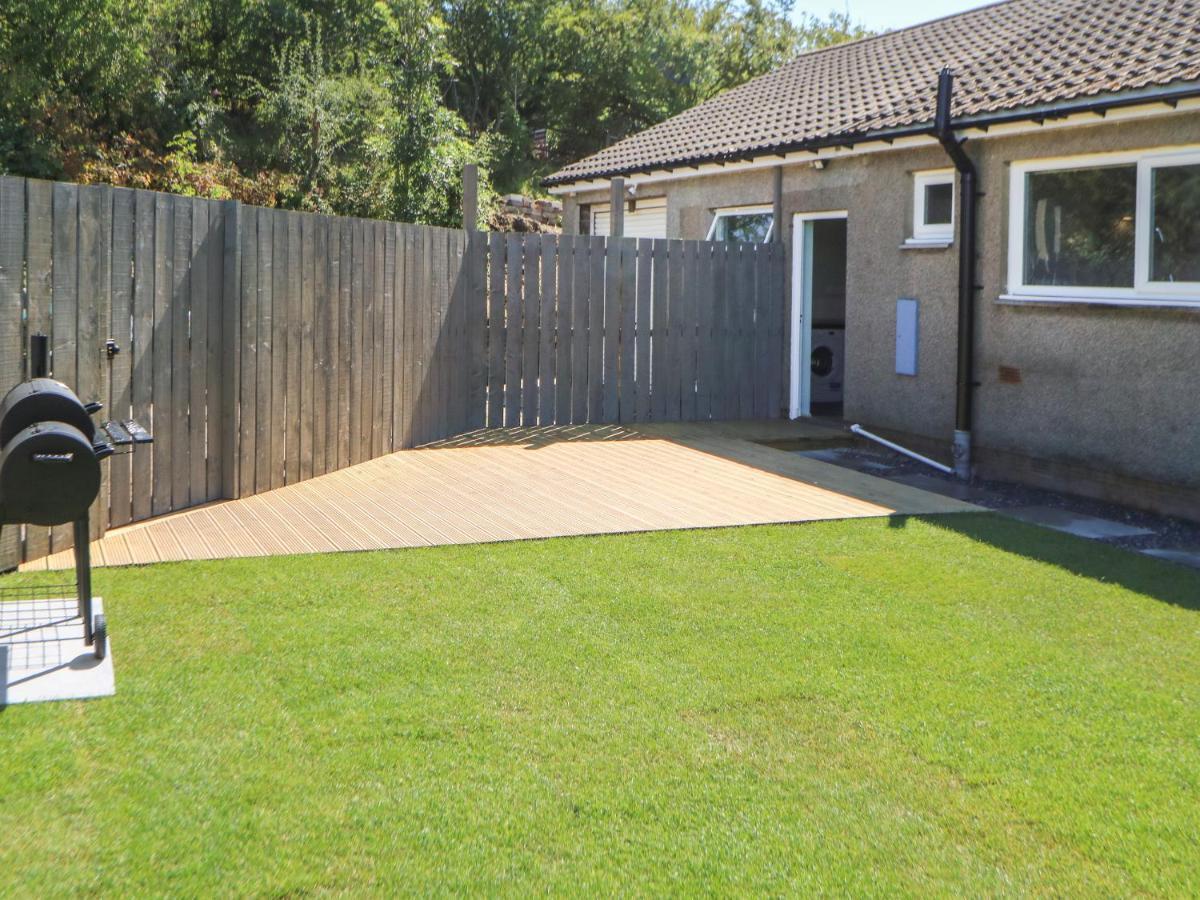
[890,473,1006,505]
[797,448,894,472]
[1140,547,1200,571]
[1000,506,1156,540]
[1,596,114,705]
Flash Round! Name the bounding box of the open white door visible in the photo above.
[790,210,847,418]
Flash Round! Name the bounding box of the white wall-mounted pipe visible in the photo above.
[849,424,954,476]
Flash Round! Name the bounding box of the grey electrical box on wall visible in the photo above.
[896,298,918,376]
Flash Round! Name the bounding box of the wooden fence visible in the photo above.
[481,234,785,427]
[0,177,784,570]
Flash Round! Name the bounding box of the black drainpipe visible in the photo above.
[934,67,977,480]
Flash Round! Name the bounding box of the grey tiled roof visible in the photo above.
[546,0,1200,186]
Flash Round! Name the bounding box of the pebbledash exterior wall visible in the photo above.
[559,112,1200,518]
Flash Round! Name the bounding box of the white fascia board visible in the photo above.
[547,95,1200,196]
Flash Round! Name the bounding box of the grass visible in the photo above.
[1,513,1198,896]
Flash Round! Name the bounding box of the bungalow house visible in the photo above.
[544,0,1200,520]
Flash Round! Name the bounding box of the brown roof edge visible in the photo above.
[543,80,1200,190]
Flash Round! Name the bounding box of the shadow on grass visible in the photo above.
[912,512,1200,611]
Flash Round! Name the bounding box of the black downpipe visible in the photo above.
[934,68,976,480]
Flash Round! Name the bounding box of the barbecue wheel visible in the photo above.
[92,614,107,660]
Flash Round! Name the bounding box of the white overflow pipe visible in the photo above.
[849,424,955,476]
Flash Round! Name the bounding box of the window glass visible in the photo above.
[924,182,953,226]
[1023,165,1136,287]
[714,213,772,243]
[1150,163,1200,283]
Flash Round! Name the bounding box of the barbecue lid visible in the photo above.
[0,422,101,526]
[0,378,97,448]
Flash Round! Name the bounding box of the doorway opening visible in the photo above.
[790,211,848,419]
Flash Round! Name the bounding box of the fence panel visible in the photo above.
[1,178,784,570]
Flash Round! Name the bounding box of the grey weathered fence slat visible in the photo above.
[446,231,460,436]
[485,231,504,429]
[601,237,621,424]
[0,178,24,568]
[414,226,431,444]
[254,208,273,493]
[269,208,288,487]
[570,237,590,424]
[539,236,556,425]
[313,216,330,471]
[169,194,191,511]
[750,245,766,419]
[239,204,259,498]
[189,199,209,503]
[555,236,574,421]
[24,180,54,557]
[680,242,699,421]
[347,218,362,465]
[207,204,223,489]
[466,230,488,431]
[285,211,301,484]
[705,242,724,421]
[766,246,784,418]
[696,241,715,421]
[207,201,226,500]
[618,239,636,422]
[373,221,387,457]
[50,183,80,549]
[300,213,316,480]
[436,230,449,437]
[387,223,402,449]
[337,218,352,469]
[503,235,522,426]
[219,200,239,500]
[739,245,756,419]
[521,235,540,425]
[634,240,652,422]
[665,239,685,422]
[649,240,668,422]
[3,179,788,571]
[380,222,395,455]
[586,236,605,422]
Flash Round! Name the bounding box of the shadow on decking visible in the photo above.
[420,418,853,451]
[421,424,646,449]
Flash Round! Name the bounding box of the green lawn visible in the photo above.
[2,513,1197,896]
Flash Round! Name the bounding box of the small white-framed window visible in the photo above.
[706,205,774,243]
[910,169,955,244]
[1005,146,1200,307]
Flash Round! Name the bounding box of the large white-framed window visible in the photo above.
[706,205,774,243]
[1005,146,1200,307]
[909,169,955,244]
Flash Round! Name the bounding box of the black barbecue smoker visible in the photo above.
[0,334,152,659]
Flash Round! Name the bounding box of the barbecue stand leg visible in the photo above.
[73,515,94,645]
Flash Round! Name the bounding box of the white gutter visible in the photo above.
[548,94,1200,196]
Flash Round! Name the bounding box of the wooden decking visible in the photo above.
[23,421,975,570]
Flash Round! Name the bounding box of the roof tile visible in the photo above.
[547,0,1200,185]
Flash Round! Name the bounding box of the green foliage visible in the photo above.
[0,0,870,221]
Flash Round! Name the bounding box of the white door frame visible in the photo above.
[790,210,848,418]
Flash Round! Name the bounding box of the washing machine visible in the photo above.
[810,328,845,404]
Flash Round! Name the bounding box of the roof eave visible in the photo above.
[542,79,1200,190]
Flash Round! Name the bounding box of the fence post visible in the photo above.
[462,164,478,231]
[772,166,783,243]
[0,177,25,570]
[220,199,242,499]
[609,177,624,238]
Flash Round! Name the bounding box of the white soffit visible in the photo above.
[548,96,1200,196]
